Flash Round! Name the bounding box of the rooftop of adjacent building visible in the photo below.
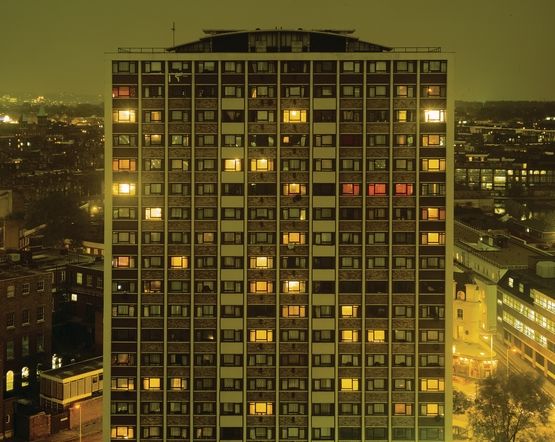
[0,264,49,281]
[40,356,102,381]
[116,28,442,54]
[455,219,550,268]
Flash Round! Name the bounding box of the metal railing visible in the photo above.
[117,47,168,53]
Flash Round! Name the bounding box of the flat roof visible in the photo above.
[41,357,102,381]
[455,221,542,268]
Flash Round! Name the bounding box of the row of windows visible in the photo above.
[113,249,444,272]
[112,180,445,199]
[114,82,446,100]
[114,156,446,173]
[116,204,445,222]
[113,59,447,74]
[114,206,442,223]
[5,334,45,361]
[110,327,444,343]
[114,107,446,124]
[113,180,446,200]
[113,352,444,370]
[5,307,45,327]
[110,425,444,441]
[111,278,445,295]
[111,377,444,396]
[112,132,445,148]
[112,304,444,320]
[3,280,45,298]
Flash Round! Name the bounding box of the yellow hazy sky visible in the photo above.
[1,0,554,100]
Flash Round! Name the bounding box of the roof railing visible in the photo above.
[392,46,442,53]
[117,47,168,53]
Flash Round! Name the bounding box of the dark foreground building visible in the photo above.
[105,29,453,442]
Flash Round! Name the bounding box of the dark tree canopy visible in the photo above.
[453,390,472,415]
[469,373,552,442]
[25,193,89,247]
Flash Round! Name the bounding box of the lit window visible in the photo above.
[249,329,273,342]
[420,403,443,416]
[249,402,273,415]
[169,377,187,390]
[249,281,274,294]
[224,159,242,171]
[422,85,445,97]
[112,183,136,196]
[283,183,307,196]
[249,256,273,269]
[111,426,135,439]
[341,330,359,342]
[283,280,305,293]
[368,329,386,342]
[19,368,28,389]
[282,305,307,318]
[508,277,514,288]
[283,109,307,123]
[394,183,414,196]
[113,109,136,123]
[422,134,445,146]
[282,232,306,245]
[341,305,359,318]
[341,183,360,196]
[368,183,387,196]
[250,158,273,171]
[424,109,446,122]
[421,232,445,245]
[6,371,14,391]
[112,159,137,171]
[420,378,445,391]
[112,86,136,98]
[71,293,78,302]
[422,158,446,171]
[421,207,445,220]
[340,378,360,391]
[112,256,134,268]
[170,256,189,269]
[145,207,162,220]
[143,377,161,390]
[394,403,413,415]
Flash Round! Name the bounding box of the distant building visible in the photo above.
[106,29,454,442]
[454,147,555,197]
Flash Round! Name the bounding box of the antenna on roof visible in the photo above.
[171,22,176,47]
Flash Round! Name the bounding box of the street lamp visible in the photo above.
[483,334,494,375]
[506,346,518,376]
[74,403,82,442]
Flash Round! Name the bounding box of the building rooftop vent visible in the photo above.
[536,260,555,278]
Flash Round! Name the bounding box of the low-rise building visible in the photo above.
[0,264,53,440]
[452,269,497,378]
[497,259,555,381]
[39,357,102,412]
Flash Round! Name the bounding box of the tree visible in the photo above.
[468,372,552,442]
[24,193,89,247]
[453,389,472,415]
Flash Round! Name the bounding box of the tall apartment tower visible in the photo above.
[105,29,453,442]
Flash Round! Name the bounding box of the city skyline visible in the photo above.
[1,0,554,101]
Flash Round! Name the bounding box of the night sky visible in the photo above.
[1,0,554,101]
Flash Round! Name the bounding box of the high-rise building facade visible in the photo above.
[105,30,453,442]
